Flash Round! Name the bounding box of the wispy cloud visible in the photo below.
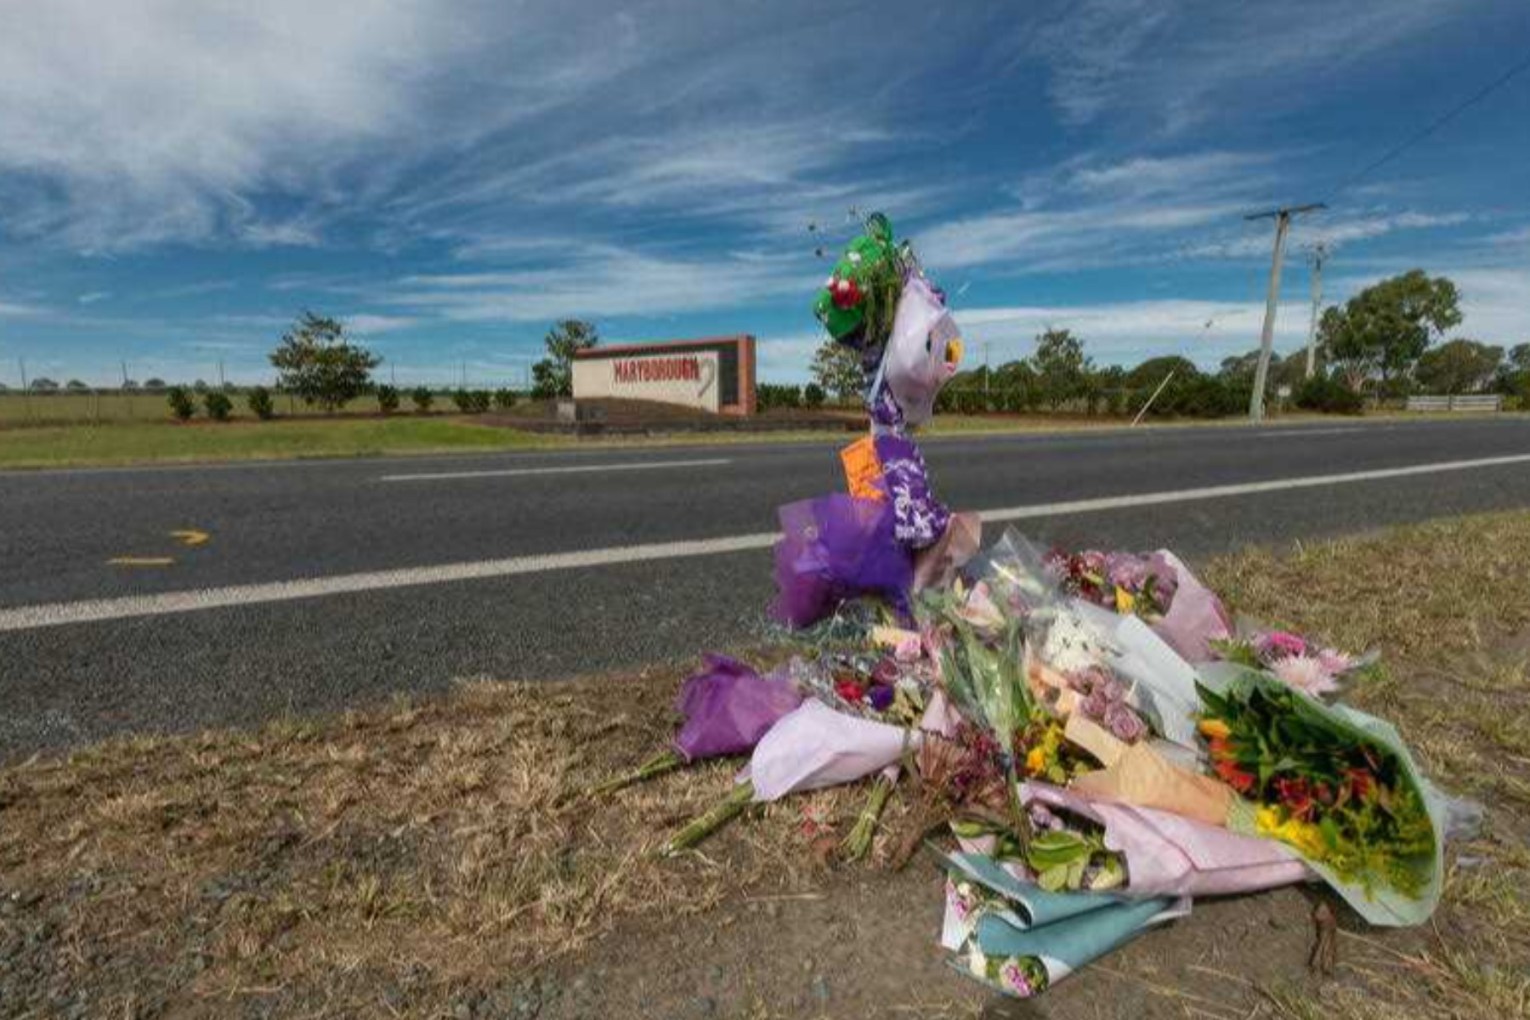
[76,291,111,305]
[1026,0,1484,132]
[386,244,811,322]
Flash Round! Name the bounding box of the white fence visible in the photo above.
[1405,394,1503,412]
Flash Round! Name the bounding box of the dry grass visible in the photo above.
[4,511,1530,1017]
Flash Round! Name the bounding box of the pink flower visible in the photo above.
[1317,648,1354,676]
[1258,631,1308,660]
[999,962,1035,997]
[894,634,924,663]
[1271,654,1339,697]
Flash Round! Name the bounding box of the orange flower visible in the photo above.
[1198,718,1231,741]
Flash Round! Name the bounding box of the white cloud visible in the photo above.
[387,244,811,322]
[76,291,111,305]
[1026,0,1483,132]
[0,301,43,318]
[952,299,1302,369]
[345,314,418,335]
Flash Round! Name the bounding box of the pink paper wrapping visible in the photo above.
[745,700,918,802]
[1150,550,1233,663]
[1020,781,1311,898]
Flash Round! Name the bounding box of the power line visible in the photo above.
[1322,50,1530,201]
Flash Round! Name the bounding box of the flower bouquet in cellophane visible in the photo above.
[1197,662,1446,926]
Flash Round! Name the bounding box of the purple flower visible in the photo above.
[867,684,896,712]
[1103,701,1147,743]
[999,962,1035,998]
[1105,552,1149,591]
[871,656,901,686]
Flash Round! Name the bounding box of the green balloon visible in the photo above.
[813,214,899,341]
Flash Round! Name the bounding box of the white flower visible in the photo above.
[1272,654,1339,697]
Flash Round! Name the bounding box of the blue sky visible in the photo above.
[0,0,1526,387]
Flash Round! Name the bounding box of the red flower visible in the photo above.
[1213,758,1257,795]
[830,275,863,309]
[1274,777,1315,820]
[1344,767,1376,800]
[834,678,867,703]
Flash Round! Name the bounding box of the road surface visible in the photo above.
[3,417,1529,759]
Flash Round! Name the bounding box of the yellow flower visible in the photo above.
[1025,746,1047,775]
[1257,806,1327,859]
[1198,718,1231,741]
[1114,586,1136,614]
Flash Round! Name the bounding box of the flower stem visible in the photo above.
[841,773,896,863]
[587,748,685,799]
[660,781,755,856]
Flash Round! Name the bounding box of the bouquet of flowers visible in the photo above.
[1046,549,1178,619]
[1197,663,1443,925]
[1212,629,1374,699]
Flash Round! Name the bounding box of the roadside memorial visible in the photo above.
[586,213,1470,1001]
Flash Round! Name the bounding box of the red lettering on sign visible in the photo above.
[612,356,701,385]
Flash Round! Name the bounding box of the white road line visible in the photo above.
[3,451,1529,632]
[1257,427,1370,439]
[378,457,732,482]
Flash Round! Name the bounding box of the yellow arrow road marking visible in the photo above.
[170,529,210,547]
[107,557,176,567]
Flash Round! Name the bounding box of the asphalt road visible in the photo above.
[3,416,1530,759]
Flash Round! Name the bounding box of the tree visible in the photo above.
[166,386,196,421]
[203,390,233,421]
[29,377,59,393]
[530,319,599,399]
[1509,343,1530,372]
[143,377,167,391]
[1415,339,1503,394]
[269,311,381,412]
[1318,270,1461,393]
[122,379,139,392]
[803,382,826,408]
[810,340,862,402]
[247,386,275,420]
[376,384,401,414]
[1031,328,1092,409]
[65,379,89,392]
[411,386,434,412]
[1125,355,1197,390]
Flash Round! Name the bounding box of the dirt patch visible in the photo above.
[5,514,1530,1018]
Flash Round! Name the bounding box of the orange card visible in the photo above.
[839,436,885,501]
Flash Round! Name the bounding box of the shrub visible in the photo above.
[757,383,803,410]
[493,388,518,411]
[203,390,233,421]
[247,386,275,420]
[453,389,491,414]
[167,386,196,421]
[1295,375,1364,415]
[802,383,826,408]
[376,384,400,414]
[411,386,435,412]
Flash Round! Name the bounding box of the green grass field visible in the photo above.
[0,391,431,424]
[0,418,559,469]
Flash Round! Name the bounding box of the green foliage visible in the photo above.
[203,390,233,421]
[166,386,196,421]
[452,389,491,414]
[1414,338,1504,394]
[1319,270,1462,391]
[1032,328,1092,409]
[142,377,167,391]
[29,377,59,393]
[411,386,434,412]
[492,388,518,411]
[757,383,803,410]
[246,386,275,420]
[803,382,826,408]
[531,319,599,398]
[810,340,863,402]
[1295,374,1364,415]
[65,379,89,393]
[375,384,401,414]
[269,311,381,412]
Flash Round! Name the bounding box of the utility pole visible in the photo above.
[1246,203,1325,421]
[983,341,991,400]
[1305,242,1328,379]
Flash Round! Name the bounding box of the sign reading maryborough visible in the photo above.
[572,336,757,416]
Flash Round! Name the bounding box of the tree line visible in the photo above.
[797,269,1526,419]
